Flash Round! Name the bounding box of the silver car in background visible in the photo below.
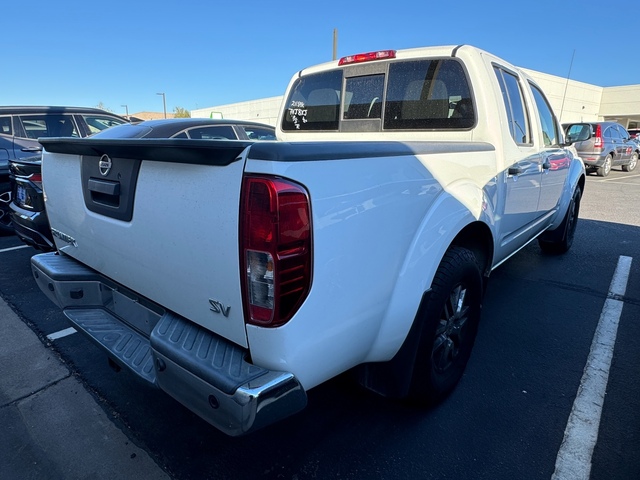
[564,122,638,176]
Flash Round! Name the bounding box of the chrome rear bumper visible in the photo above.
[31,252,307,436]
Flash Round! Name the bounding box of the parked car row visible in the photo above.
[2,104,636,250]
[1,106,276,250]
[564,121,639,176]
[1,106,129,238]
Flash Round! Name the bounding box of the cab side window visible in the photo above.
[530,84,559,147]
[494,66,530,145]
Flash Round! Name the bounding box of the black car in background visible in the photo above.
[96,117,277,141]
[9,117,276,251]
[1,106,128,240]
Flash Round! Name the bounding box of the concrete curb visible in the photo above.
[0,297,171,479]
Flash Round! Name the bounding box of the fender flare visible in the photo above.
[362,190,492,364]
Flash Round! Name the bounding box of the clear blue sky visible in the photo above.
[3,0,637,116]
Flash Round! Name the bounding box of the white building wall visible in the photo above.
[191,96,283,126]
[599,85,640,127]
[522,68,603,123]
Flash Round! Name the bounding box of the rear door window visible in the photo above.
[530,83,559,146]
[494,66,530,145]
[617,125,630,140]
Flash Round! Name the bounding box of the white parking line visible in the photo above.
[0,245,30,253]
[46,327,77,341]
[551,255,632,480]
[599,173,640,182]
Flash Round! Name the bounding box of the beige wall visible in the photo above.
[522,69,604,124]
[191,96,282,126]
[599,85,640,127]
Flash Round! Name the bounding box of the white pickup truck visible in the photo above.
[32,45,585,436]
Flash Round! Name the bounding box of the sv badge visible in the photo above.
[209,299,231,317]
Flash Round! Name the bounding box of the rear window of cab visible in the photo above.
[282,58,475,131]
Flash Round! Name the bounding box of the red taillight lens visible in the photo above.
[338,50,396,66]
[29,173,43,189]
[594,125,603,149]
[240,175,312,327]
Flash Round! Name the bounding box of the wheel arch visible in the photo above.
[450,221,494,280]
[357,212,495,398]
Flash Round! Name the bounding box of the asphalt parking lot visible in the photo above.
[0,168,639,480]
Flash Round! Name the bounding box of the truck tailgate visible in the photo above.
[40,138,251,348]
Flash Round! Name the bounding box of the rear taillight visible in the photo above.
[29,173,43,189]
[594,125,603,149]
[240,175,312,327]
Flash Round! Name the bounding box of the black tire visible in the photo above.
[596,155,612,177]
[0,181,13,235]
[622,152,638,172]
[538,186,582,255]
[407,246,482,405]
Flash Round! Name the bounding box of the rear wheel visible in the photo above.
[596,154,612,177]
[622,152,638,172]
[0,182,13,235]
[407,246,482,404]
[538,186,581,254]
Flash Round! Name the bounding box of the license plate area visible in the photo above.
[16,184,28,208]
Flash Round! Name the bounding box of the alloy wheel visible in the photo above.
[432,283,470,374]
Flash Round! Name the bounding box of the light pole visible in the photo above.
[121,104,129,120]
[156,92,167,119]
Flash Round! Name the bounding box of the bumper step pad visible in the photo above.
[64,308,157,384]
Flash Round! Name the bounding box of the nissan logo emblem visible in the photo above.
[99,154,112,176]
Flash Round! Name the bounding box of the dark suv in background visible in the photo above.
[564,121,638,176]
[0,106,127,244]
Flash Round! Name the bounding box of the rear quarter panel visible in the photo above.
[244,144,498,390]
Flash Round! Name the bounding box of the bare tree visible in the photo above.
[95,102,113,112]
